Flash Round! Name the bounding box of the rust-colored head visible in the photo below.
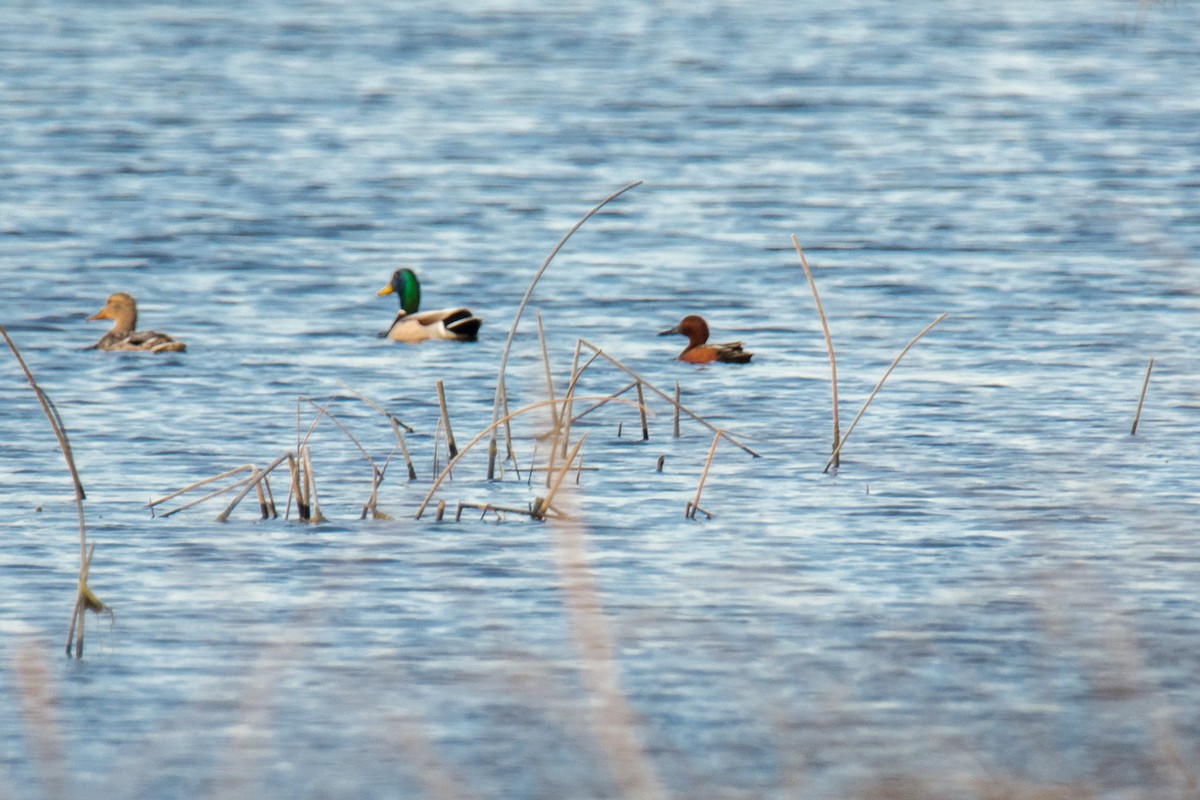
[88,292,138,334]
[658,314,710,347]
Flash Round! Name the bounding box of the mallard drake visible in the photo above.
[87,292,186,353]
[659,315,752,364]
[377,268,482,343]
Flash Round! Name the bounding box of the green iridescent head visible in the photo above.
[377,268,421,315]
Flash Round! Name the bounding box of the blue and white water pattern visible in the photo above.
[2,1,1199,797]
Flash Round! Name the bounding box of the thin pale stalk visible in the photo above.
[537,309,559,429]
[488,180,643,479]
[688,431,723,519]
[577,338,761,458]
[793,237,841,467]
[824,312,949,473]
[673,380,681,438]
[1131,357,1154,435]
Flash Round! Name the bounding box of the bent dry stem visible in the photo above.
[792,237,841,469]
[824,312,948,473]
[488,180,643,479]
[3,324,107,658]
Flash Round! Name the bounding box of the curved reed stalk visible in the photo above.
[2,324,105,657]
[823,312,948,473]
[487,180,643,479]
[415,395,647,519]
[792,237,841,468]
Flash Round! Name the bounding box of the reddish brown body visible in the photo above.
[658,315,752,364]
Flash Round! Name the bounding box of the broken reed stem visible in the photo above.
[576,338,761,458]
[487,180,643,479]
[792,237,841,468]
[216,452,290,522]
[288,451,308,521]
[1131,357,1154,435]
[688,430,724,519]
[823,312,949,473]
[535,435,587,521]
[435,379,458,459]
[390,418,417,480]
[414,395,645,519]
[673,380,681,438]
[636,381,649,441]
[302,446,324,523]
[537,309,559,430]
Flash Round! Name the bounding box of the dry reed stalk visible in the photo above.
[216,452,291,522]
[545,507,670,799]
[286,452,307,521]
[487,180,644,479]
[792,237,841,469]
[684,501,713,520]
[146,464,249,507]
[534,435,587,521]
[823,312,949,473]
[435,499,446,521]
[435,379,459,459]
[301,446,325,523]
[456,501,557,522]
[687,430,725,519]
[1131,357,1154,435]
[537,309,559,430]
[576,338,762,458]
[636,381,649,441]
[673,380,681,438]
[414,395,643,519]
[3,324,104,659]
[161,473,258,518]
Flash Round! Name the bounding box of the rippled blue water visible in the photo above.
[3,1,1200,797]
